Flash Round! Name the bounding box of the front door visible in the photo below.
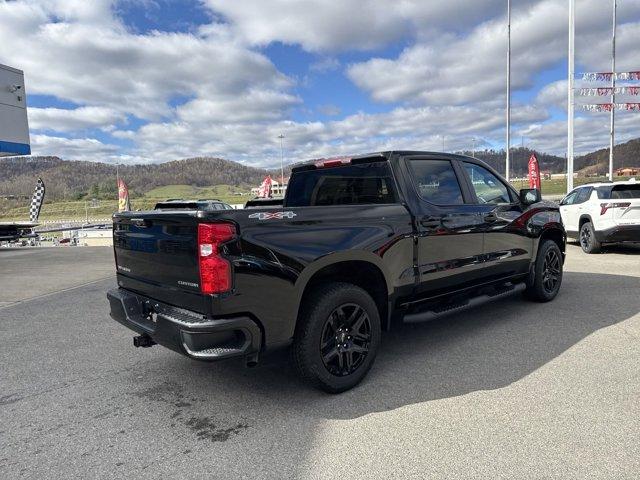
[459,161,533,280]
[559,188,583,234]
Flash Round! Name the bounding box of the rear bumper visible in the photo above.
[595,225,640,244]
[107,288,262,361]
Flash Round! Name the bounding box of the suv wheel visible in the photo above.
[579,221,601,254]
[292,282,381,393]
[525,240,563,302]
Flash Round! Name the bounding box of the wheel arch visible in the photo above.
[295,253,391,333]
[579,214,593,230]
[539,226,566,255]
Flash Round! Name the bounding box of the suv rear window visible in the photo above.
[285,162,397,207]
[611,185,640,199]
[596,184,640,199]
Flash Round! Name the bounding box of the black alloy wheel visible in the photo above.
[579,222,601,254]
[292,282,381,393]
[320,303,371,377]
[541,248,561,294]
[524,239,563,302]
[580,224,592,251]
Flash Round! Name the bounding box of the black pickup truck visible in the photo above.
[107,152,565,392]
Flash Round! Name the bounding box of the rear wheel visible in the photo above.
[292,283,381,393]
[525,240,563,302]
[579,221,601,253]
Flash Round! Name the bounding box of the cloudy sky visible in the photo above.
[1,0,639,167]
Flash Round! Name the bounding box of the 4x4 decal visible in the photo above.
[248,211,297,220]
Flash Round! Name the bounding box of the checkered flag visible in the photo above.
[29,178,45,222]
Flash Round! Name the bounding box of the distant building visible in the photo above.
[75,228,113,247]
[250,177,289,197]
[615,167,639,176]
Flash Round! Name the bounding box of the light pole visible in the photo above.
[609,0,617,181]
[471,137,476,157]
[567,0,575,193]
[506,0,512,181]
[278,133,285,193]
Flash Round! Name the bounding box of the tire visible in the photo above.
[525,240,563,302]
[579,222,601,254]
[292,282,381,393]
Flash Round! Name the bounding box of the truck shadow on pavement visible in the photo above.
[154,271,640,422]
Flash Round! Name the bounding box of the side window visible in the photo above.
[575,187,592,204]
[596,187,610,200]
[407,159,464,205]
[562,190,579,205]
[463,162,511,204]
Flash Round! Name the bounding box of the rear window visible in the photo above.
[611,185,640,199]
[407,159,464,205]
[597,184,640,199]
[285,162,397,207]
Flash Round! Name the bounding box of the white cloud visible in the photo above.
[28,107,127,132]
[0,0,293,121]
[347,0,640,107]
[205,0,511,52]
[1,0,637,167]
[535,80,567,110]
[519,112,639,156]
[175,89,300,124]
[30,134,120,161]
[115,100,549,167]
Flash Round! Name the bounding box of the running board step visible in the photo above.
[403,282,527,323]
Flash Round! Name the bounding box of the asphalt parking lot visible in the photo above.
[1,244,639,479]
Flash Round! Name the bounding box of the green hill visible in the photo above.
[0,156,282,203]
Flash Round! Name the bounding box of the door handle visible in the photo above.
[484,213,498,223]
[420,217,441,228]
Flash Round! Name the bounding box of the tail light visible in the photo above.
[197,223,236,294]
[600,202,631,215]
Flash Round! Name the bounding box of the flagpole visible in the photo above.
[278,133,285,192]
[609,0,617,181]
[567,0,575,193]
[506,0,511,181]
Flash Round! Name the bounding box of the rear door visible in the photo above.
[459,160,533,279]
[399,156,486,296]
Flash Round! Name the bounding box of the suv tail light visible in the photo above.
[197,223,236,294]
[600,202,631,215]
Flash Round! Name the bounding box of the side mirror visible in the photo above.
[519,188,541,206]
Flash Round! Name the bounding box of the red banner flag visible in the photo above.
[528,154,541,190]
[257,175,273,198]
[117,178,131,212]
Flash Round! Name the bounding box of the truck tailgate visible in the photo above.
[113,211,200,296]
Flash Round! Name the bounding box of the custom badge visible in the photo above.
[248,211,297,220]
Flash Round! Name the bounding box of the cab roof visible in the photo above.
[291,151,474,172]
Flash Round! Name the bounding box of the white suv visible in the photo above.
[559,179,640,253]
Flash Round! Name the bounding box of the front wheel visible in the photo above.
[292,283,381,393]
[525,240,563,302]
